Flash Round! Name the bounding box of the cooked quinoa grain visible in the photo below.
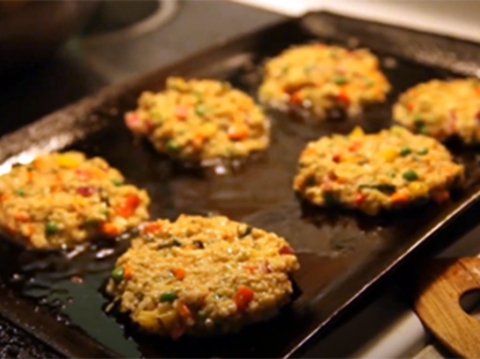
[293,126,464,215]
[258,44,390,118]
[0,152,150,249]
[393,78,480,144]
[125,77,270,163]
[106,215,299,338]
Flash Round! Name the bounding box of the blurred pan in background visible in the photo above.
[0,0,99,75]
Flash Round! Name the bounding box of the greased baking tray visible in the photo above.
[1,12,480,359]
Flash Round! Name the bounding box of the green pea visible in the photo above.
[334,76,347,85]
[402,170,419,181]
[15,188,25,196]
[159,291,177,303]
[399,147,411,156]
[417,148,429,155]
[166,140,180,153]
[111,179,123,186]
[45,221,59,235]
[386,171,396,178]
[111,267,124,284]
[100,208,109,215]
[195,105,206,117]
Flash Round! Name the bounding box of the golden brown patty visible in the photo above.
[106,215,299,338]
[125,77,270,163]
[293,126,464,215]
[393,78,480,144]
[0,152,150,249]
[258,44,390,118]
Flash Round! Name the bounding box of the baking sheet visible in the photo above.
[0,12,480,358]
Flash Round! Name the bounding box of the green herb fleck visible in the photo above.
[364,78,374,87]
[167,140,180,153]
[45,221,59,235]
[402,170,419,181]
[399,147,411,156]
[111,179,123,186]
[192,90,203,102]
[333,76,347,85]
[417,148,429,155]
[159,291,177,303]
[195,104,206,117]
[15,188,25,196]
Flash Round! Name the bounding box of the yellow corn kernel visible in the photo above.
[136,311,160,331]
[408,181,429,197]
[349,126,364,138]
[56,155,79,168]
[73,196,86,205]
[390,126,407,135]
[381,148,398,162]
[157,310,178,331]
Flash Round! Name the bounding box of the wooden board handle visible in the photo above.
[415,258,480,359]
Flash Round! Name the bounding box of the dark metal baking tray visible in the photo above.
[1,11,480,359]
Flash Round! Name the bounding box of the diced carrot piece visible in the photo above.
[15,211,29,222]
[279,245,295,255]
[27,171,34,183]
[124,264,133,280]
[234,285,254,312]
[117,194,141,218]
[173,268,186,280]
[33,159,47,170]
[432,190,450,203]
[74,169,90,181]
[1,193,10,202]
[348,141,362,152]
[142,222,161,234]
[355,192,366,206]
[170,324,186,340]
[332,154,342,163]
[337,87,350,105]
[289,92,303,105]
[300,148,316,158]
[243,265,259,273]
[390,191,409,204]
[406,101,415,111]
[100,222,120,236]
[177,302,192,320]
[26,224,35,236]
[51,185,62,193]
[228,126,249,140]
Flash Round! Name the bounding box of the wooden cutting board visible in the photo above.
[414,258,480,359]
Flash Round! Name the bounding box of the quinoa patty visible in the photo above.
[393,78,480,144]
[106,215,299,338]
[0,152,150,249]
[293,126,464,215]
[125,77,270,163]
[258,44,390,118]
